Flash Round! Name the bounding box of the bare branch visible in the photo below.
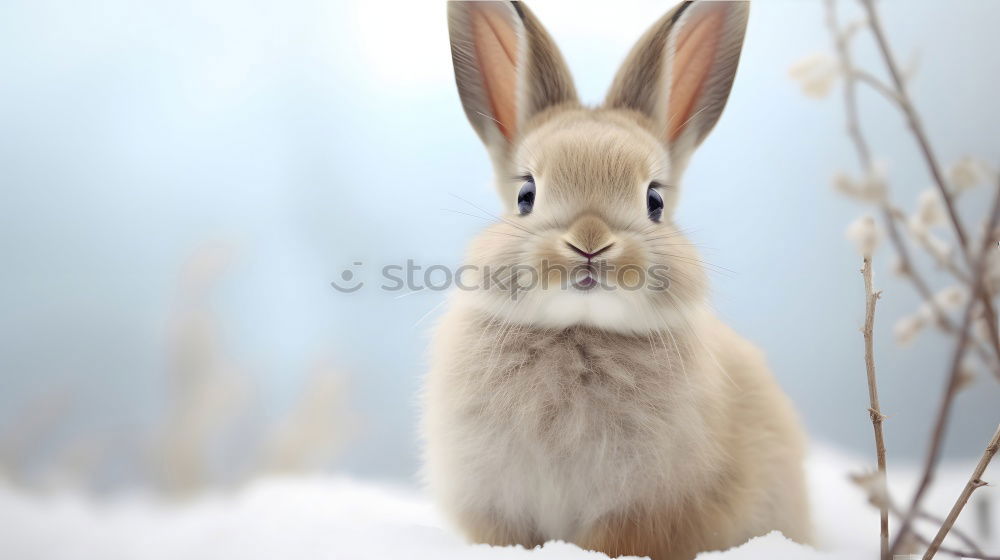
[862,255,890,559]
[824,0,996,375]
[888,206,969,284]
[825,2,1000,556]
[852,472,993,558]
[923,424,1000,559]
[890,180,1000,556]
[916,509,986,557]
[851,69,903,105]
[859,0,1000,373]
[858,0,967,248]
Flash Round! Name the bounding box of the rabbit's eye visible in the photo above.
[517,178,536,215]
[647,184,664,222]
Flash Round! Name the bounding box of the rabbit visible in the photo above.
[421,1,811,559]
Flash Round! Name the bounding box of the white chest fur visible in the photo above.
[422,310,721,541]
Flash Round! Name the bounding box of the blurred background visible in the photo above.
[1,0,999,499]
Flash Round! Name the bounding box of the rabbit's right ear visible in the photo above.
[448,1,578,157]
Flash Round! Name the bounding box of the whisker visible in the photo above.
[642,226,698,238]
[649,252,736,276]
[448,192,540,238]
[661,290,738,389]
[441,208,529,239]
[394,289,426,300]
[412,297,448,329]
[643,232,692,242]
[647,241,702,248]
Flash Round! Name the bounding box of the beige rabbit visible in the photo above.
[422,2,811,558]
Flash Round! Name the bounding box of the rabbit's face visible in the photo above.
[458,109,707,334]
[447,0,748,333]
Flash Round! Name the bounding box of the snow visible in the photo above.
[0,444,995,560]
[695,533,842,560]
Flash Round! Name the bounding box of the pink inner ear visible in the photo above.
[666,6,725,142]
[471,4,519,141]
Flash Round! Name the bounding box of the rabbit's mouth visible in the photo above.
[572,266,599,291]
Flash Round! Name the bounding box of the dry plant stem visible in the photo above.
[851,70,902,104]
[828,0,998,377]
[889,181,1000,556]
[927,544,999,560]
[916,534,995,560]
[879,491,989,558]
[827,0,999,379]
[859,0,967,247]
[860,0,1000,371]
[862,255,890,560]
[935,548,999,560]
[826,0,944,326]
[888,208,970,284]
[916,510,985,557]
[829,3,1000,552]
[923,424,1000,560]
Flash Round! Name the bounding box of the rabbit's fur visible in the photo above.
[423,2,811,558]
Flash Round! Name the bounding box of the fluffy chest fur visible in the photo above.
[422,307,728,541]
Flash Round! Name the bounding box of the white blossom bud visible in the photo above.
[922,232,952,262]
[850,471,889,510]
[842,18,868,40]
[894,314,926,345]
[789,53,840,99]
[915,302,937,323]
[831,165,887,203]
[956,358,978,391]
[948,157,988,193]
[861,163,888,203]
[832,171,859,197]
[915,189,945,227]
[933,285,967,311]
[891,256,909,277]
[846,215,882,256]
[907,214,928,237]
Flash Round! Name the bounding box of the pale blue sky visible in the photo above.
[1,0,999,483]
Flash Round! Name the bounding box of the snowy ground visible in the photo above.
[1,444,996,560]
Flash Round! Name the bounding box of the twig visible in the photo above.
[887,207,969,284]
[921,540,998,560]
[923,424,1000,559]
[825,0,947,338]
[916,509,985,557]
[856,474,992,559]
[912,526,995,560]
[826,3,1000,556]
[859,0,967,246]
[827,0,999,379]
[890,179,1000,556]
[859,0,1000,374]
[851,69,902,104]
[862,255,890,559]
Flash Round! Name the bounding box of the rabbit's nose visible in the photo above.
[565,241,614,260]
[564,214,614,258]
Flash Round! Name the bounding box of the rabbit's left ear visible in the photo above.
[605,1,749,179]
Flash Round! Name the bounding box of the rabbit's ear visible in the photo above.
[448,1,578,154]
[605,1,749,178]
